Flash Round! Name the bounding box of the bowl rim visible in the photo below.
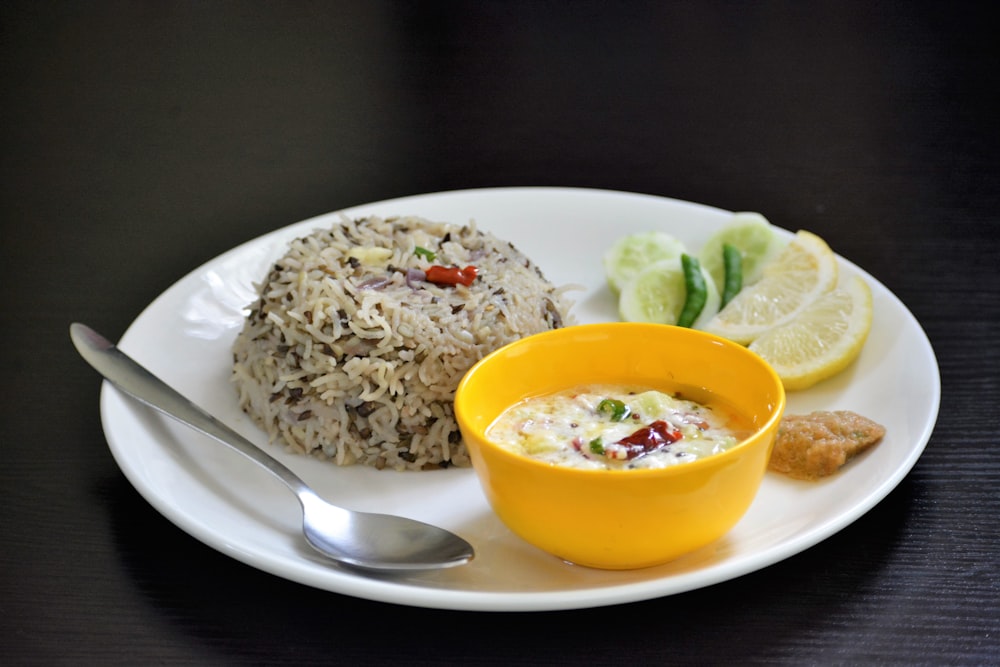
[455,322,787,478]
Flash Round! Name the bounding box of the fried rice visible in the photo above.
[232,215,574,470]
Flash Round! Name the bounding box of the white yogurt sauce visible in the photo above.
[487,384,751,470]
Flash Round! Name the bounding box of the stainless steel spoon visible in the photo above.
[70,322,474,572]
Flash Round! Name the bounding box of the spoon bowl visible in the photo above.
[70,323,474,572]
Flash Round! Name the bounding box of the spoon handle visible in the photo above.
[70,323,309,496]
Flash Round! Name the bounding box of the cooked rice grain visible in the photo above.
[232,215,573,471]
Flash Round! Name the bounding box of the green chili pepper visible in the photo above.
[414,246,436,261]
[589,438,605,454]
[597,398,631,422]
[677,254,707,328]
[720,243,743,308]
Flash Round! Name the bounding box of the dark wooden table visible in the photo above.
[4,2,997,664]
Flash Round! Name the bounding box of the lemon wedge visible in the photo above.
[703,230,838,344]
[749,275,873,390]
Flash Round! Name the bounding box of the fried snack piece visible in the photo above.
[769,410,886,481]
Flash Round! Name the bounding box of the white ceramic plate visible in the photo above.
[100,187,939,611]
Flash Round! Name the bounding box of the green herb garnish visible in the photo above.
[414,246,436,261]
[677,253,708,328]
[720,243,743,308]
[597,398,631,422]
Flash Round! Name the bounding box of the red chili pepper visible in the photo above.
[425,265,478,287]
[614,420,682,459]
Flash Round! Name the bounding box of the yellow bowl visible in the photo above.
[454,322,786,570]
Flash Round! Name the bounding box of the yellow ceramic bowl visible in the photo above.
[454,322,786,570]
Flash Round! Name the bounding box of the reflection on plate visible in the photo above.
[101,187,939,611]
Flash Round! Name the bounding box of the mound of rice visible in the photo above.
[232,215,574,471]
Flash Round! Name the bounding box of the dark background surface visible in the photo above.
[3,2,998,664]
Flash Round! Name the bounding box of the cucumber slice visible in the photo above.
[603,231,687,295]
[698,212,787,290]
[618,257,720,329]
